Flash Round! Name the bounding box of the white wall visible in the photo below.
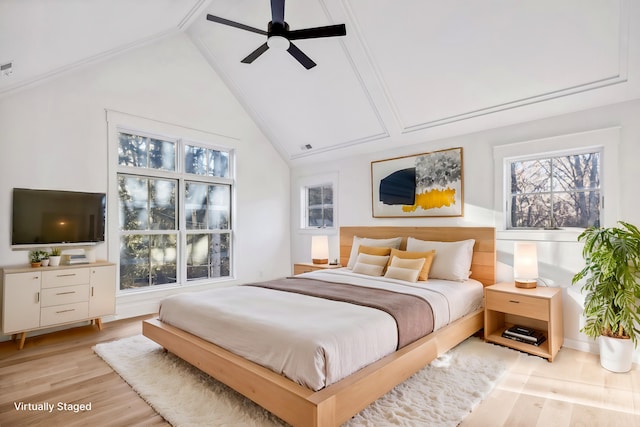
[0,34,291,332]
[291,98,640,361]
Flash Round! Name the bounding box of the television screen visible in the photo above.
[12,188,106,246]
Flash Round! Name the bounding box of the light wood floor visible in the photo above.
[461,343,640,427]
[1,317,639,427]
[0,315,168,427]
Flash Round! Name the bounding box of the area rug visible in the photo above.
[93,335,518,427]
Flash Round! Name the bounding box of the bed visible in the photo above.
[143,226,496,427]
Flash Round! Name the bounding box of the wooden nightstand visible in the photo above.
[484,282,563,362]
[293,263,343,275]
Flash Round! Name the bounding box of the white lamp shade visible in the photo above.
[311,235,329,264]
[514,242,538,287]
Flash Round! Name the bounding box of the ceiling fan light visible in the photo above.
[267,35,290,50]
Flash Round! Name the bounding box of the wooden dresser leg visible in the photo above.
[95,318,103,331]
[17,332,27,350]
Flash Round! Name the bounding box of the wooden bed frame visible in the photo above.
[143,226,496,427]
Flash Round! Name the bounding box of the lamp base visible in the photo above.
[515,280,537,289]
[312,258,328,265]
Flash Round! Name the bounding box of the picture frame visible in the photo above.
[371,147,464,218]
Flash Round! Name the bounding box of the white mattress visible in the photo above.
[158,268,483,391]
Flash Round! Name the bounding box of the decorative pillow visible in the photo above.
[347,236,402,269]
[405,238,475,282]
[352,253,390,276]
[387,248,435,281]
[384,257,426,283]
[358,245,392,256]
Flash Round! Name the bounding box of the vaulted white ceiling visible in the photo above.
[2,0,639,165]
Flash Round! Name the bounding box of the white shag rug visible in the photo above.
[93,335,517,427]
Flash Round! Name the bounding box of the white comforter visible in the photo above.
[158,269,483,391]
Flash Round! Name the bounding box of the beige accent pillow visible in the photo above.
[387,248,435,281]
[352,253,390,276]
[384,257,426,283]
[406,238,475,281]
[358,245,392,256]
[347,236,403,269]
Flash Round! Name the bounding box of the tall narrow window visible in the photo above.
[508,150,601,229]
[117,131,233,291]
[118,175,178,289]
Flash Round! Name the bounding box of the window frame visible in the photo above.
[107,112,236,294]
[494,127,619,242]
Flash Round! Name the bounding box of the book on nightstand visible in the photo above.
[502,325,547,346]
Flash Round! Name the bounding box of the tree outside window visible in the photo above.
[509,151,601,229]
[117,131,233,291]
[118,175,178,289]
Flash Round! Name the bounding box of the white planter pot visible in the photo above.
[599,335,634,373]
[49,256,62,267]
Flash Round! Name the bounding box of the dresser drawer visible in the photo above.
[40,302,89,326]
[41,285,90,307]
[42,269,90,288]
[485,289,549,321]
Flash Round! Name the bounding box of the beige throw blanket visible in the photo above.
[245,277,434,349]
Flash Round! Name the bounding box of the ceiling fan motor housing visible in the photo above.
[268,21,289,37]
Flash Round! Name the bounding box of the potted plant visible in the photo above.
[572,221,640,372]
[29,250,47,268]
[40,251,50,267]
[49,247,62,267]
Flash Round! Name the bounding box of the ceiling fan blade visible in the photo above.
[241,43,270,64]
[271,0,285,24]
[287,43,316,69]
[206,14,267,36]
[288,24,346,40]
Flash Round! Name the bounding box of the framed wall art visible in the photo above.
[371,147,464,218]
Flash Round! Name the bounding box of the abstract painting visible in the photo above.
[371,147,464,217]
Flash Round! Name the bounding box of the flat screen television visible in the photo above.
[12,188,106,247]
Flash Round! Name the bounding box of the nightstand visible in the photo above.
[484,282,563,361]
[293,263,343,275]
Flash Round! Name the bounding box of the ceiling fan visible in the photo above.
[206,0,346,69]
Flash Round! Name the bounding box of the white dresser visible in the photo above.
[1,261,116,349]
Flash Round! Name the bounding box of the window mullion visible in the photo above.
[549,157,555,229]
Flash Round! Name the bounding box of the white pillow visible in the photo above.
[405,237,475,281]
[352,253,390,276]
[384,257,426,283]
[347,236,402,269]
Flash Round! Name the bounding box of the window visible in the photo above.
[117,131,233,291]
[508,150,601,229]
[298,173,338,231]
[305,184,334,228]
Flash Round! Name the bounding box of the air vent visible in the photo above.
[0,61,13,77]
[299,144,313,151]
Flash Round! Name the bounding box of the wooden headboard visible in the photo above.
[339,226,496,286]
